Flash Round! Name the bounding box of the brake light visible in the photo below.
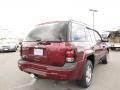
[66,47,76,63]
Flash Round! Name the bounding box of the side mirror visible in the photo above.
[102,39,108,42]
[19,41,22,45]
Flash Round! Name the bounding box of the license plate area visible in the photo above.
[4,48,9,51]
[34,48,43,56]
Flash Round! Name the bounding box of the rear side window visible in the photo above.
[94,32,102,42]
[25,22,69,41]
[88,30,96,43]
[71,22,87,42]
[86,29,102,43]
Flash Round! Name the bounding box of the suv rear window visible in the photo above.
[25,22,69,41]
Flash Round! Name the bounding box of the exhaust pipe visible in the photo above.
[30,74,35,78]
[30,74,39,79]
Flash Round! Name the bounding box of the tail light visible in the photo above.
[65,47,76,63]
[19,42,28,60]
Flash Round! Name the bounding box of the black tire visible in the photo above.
[102,52,109,64]
[76,60,93,88]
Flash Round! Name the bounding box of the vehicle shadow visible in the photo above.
[11,78,87,90]
[11,64,107,90]
[0,51,16,53]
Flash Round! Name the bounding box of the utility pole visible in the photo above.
[89,9,98,30]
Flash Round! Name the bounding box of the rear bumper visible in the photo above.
[18,59,83,80]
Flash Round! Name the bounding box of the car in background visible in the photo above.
[108,30,120,50]
[101,30,120,50]
[0,39,18,52]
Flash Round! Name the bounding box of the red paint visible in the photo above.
[18,20,108,81]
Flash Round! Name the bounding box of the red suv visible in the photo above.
[18,20,109,88]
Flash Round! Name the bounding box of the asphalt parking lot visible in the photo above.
[0,50,120,90]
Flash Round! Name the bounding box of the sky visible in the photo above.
[0,0,120,38]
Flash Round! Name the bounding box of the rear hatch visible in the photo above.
[21,21,69,67]
[22,42,67,66]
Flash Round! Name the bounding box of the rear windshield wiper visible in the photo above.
[36,39,42,42]
[36,40,50,45]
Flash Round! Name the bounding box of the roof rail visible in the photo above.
[69,19,88,27]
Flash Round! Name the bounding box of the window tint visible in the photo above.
[86,29,102,43]
[25,22,69,41]
[85,28,94,42]
[71,22,86,41]
[94,32,101,42]
[88,30,96,43]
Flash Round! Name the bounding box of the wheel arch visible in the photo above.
[86,54,95,68]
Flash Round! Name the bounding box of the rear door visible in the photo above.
[22,41,66,66]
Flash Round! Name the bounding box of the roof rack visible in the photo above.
[69,19,88,27]
[69,19,95,30]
